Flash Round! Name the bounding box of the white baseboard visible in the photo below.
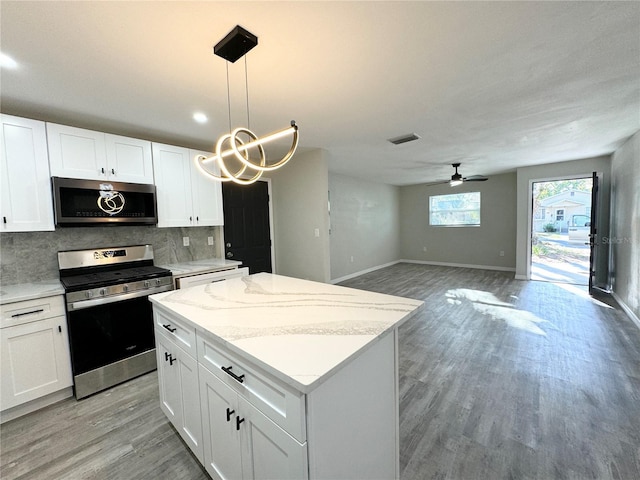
[400,259,516,273]
[514,274,528,280]
[611,291,640,332]
[330,260,401,284]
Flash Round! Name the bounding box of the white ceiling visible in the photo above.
[1,1,639,186]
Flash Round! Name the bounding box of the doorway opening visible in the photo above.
[530,177,593,285]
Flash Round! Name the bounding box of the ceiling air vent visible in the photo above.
[388,133,420,145]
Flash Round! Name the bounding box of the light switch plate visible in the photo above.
[183,237,190,247]
[208,236,214,246]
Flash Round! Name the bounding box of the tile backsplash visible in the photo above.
[0,225,221,285]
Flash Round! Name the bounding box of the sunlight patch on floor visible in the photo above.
[446,288,552,336]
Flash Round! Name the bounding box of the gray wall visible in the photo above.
[515,156,611,283]
[328,173,400,282]
[610,131,640,319]
[399,172,517,269]
[0,226,220,284]
[270,149,331,283]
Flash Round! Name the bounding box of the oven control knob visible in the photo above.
[155,278,161,286]
[144,280,150,289]
[85,291,94,299]
[99,288,106,296]
[123,284,129,293]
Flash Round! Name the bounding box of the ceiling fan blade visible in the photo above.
[463,175,488,182]
[423,180,450,187]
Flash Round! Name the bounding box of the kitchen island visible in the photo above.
[149,273,423,480]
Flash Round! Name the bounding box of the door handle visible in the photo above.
[221,365,245,383]
[236,416,245,431]
[226,408,235,422]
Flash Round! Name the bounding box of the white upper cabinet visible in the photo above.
[47,123,153,184]
[152,143,223,228]
[104,134,153,184]
[0,114,55,232]
[190,149,224,227]
[152,143,194,228]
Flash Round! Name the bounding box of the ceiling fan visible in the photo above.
[428,163,489,187]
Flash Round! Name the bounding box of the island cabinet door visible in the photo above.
[200,364,243,480]
[239,396,308,480]
[155,332,182,424]
[155,329,203,463]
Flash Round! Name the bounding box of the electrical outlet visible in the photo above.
[423,246,427,252]
[314,228,320,238]
[350,256,354,263]
[183,237,190,247]
[499,250,505,257]
[207,236,214,246]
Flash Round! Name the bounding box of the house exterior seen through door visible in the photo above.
[531,177,593,285]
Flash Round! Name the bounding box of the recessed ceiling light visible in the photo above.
[0,52,18,70]
[193,112,208,124]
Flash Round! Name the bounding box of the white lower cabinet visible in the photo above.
[155,327,203,463]
[199,364,307,480]
[153,304,399,480]
[0,296,72,411]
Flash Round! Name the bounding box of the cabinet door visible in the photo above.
[105,134,154,184]
[190,149,224,226]
[152,143,193,227]
[239,396,308,480]
[155,331,181,425]
[0,115,54,232]
[156,329,204,462]
[0,316,72,410]
[177,349,203,462]
[47,123,107,180]
[200,364,243,480]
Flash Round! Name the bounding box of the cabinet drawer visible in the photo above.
[175,267,248,289]
[198,333,306,443]
[1,296,65,328]
[154,309,196,357]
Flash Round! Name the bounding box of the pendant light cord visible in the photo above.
[244,55,250,129]
[226,62,232,133]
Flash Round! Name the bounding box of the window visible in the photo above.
[429,192,480,226]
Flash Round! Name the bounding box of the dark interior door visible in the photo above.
[588,171,599,291]
[222,181,272,274]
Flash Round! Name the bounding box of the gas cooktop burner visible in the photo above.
[58,245,173,294]
[60,265,172,292]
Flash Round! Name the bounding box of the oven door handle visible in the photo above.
[67,285,173,311]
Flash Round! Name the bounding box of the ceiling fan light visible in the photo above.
[450,179,463,187]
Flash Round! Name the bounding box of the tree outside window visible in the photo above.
[429,192,480,226]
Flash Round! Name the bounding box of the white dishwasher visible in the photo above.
[175,267,249,289]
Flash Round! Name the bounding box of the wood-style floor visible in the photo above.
[1,263,639,480]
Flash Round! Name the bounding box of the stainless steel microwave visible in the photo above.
[52,177,158,226]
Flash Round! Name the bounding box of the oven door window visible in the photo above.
[66,296,155,375]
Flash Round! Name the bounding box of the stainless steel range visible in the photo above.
[58,245,173,399]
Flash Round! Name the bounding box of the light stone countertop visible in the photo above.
[149,273,424,392]
[0,279,65,305]
[158,258,242,278]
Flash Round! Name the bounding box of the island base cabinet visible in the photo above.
[155,328,203,463]
[199,364,308,480]
[306,330,399,480]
